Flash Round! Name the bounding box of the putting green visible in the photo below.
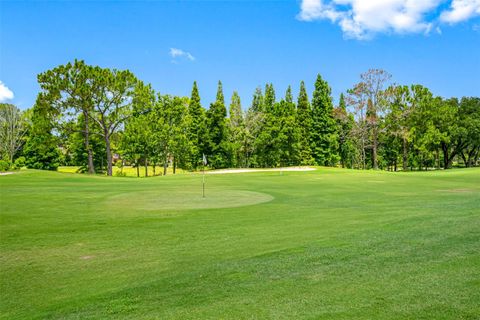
[105,189,274,211]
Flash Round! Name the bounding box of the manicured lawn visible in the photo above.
[1,168,479,319]
[57,166,188,177]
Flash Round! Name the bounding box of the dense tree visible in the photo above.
[37,60,97,173]
[296,81,314,165]
[0,103,27,164]
[333,94,355,168]
[23,62,480,174]
[186,81,207,168]
[23,95,62,170]
[205,81,230,168]
[228,91,245,167]
[88,67,140,176]
[310,74,339,166]
[348,69,392,169]
[459,97,480,167]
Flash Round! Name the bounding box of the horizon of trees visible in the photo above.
[1,60,479,175]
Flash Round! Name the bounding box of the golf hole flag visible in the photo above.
[202,154,207,166]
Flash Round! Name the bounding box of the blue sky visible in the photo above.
[1,0,479,110]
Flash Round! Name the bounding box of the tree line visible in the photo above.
[1,60,479,175]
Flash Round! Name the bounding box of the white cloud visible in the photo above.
[298,0,480,39]
[0,81,14,102]
[440,0,480,23]
[169,48,195,62]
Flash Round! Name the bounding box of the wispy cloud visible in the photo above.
[440,0,480,23]
[298,0,480,39]
[169,48,195,62]
[0,81,14,102]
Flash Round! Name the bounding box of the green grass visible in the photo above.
[58,166,188,177]
[1,168,479,319]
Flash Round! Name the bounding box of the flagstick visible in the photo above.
[202,162,205,198]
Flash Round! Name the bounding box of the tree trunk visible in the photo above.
[436,149,440,169]
[83,110,95,174]
[153,163,156,176]
[460,151,469,168]
[402,137,408,171]
[372,129,378,170]
[136,160,140,177]
[104,132,113,176]
[163,160,168,176]
[173,157,176,174]
[145,157,148,177]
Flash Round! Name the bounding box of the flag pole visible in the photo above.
[202,163,205,198]
[202,154,206,198]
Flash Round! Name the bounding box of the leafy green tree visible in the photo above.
[37,60,98,173]
[88,67,140,176]
[23,95,62,170]
[251,87,264,113]
[186,81,207,168]
[276,87,301,166]
[296,81,314,165]
[458,97,480,167]
[228,91,245,167]
[255,84,279,167]
[264,83,276,114]
[0,103,27,164]
[333,94,356,168]
[168,96,191,173]
[310,74,339,166]
[205,81,230,168]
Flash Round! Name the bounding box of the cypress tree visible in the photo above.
[251,87,264,113]
[229,91,243,128]
[310,74,339,166]
[229,91,244,167]
[216,80,225,106]
[283,86,295,116]
[335,93,355,168]
[264,83,276,114]
[296,81,314,165]
[187,81,206,168]
[206,81,229,168]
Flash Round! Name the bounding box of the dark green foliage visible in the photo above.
[228,91,245,167]
[22,62,480,173]
[310,74,339,166]
[334,94,356,168]
[296,81,314,165]
[23,99,62,170]
[187,81,207,168]
[206,83,230,168]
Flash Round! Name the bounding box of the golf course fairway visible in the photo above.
[1,168,479,319]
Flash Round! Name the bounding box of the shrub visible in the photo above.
[0,160,10,172]
[14,157,26,169]
[115,171,127,177]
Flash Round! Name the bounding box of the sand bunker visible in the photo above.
[207,167,316,175]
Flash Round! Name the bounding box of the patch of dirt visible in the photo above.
[0,172,16,176]
[80,255,95,260]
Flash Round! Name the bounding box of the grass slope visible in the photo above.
[1,168,479,319]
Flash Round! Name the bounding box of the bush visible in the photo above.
[0,160,10,172]
[115,159,123,169]
[115,171,127,177]
[14,156,26,169]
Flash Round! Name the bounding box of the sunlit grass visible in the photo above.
[1,168,479,319]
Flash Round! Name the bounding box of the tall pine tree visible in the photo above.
[296,81,314,165]
[228,91,245,167]
[310,74,339,166]
[206,81,230,168]
[187,81,206,168]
